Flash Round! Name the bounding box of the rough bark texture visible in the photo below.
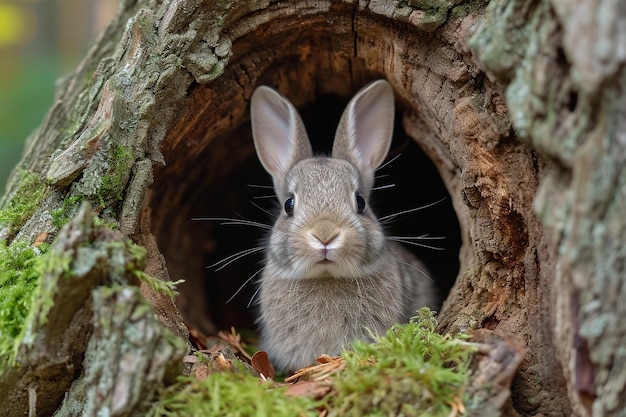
[470,1,626,415]
[1,0,624,416]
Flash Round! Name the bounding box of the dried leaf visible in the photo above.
[194,363,210,380]
[218,326,252,361]
[251,350,275,380]
[32,232,48,247]
[215,352,233,372]
[315,355,340,364]
[285,355,345,383]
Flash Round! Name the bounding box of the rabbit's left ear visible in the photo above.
[332,80,395,190]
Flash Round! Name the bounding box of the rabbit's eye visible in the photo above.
[356,194,366,214]
[284,197,295,216]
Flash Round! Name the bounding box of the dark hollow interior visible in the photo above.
[150,92,461,336]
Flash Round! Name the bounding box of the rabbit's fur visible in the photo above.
[250,80,436,372]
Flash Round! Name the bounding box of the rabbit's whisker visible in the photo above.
[372,183,396,191]
[391,255,432,281]
[250,201,276,218]
[226,267,264,304]
[253,195,277,200]
[208,247,265,271]
[247,183,274,189]
[376,153,402,171]
[379,197,447,222]
[191,217,272,230]
[387,235,445,241]
[248,283,263,308]
[388,237,445,251]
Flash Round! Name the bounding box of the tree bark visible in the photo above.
[1,0,624,416]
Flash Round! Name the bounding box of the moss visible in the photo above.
[51,195,84,228]
[450,0,489,19]
[78,238,148,286]
[0,200,180,368]
[148,371,319,417]
[135,270,184,301]
[404,0,456,29]
[0,170,48,236]
[0,241,49,366]
[28,242,73,331]
[102,238,183,300]
[147,309,475,416]
[70,141,135,210]
[325,309,474,416]
[96,143,134,207]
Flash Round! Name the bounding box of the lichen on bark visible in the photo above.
[472,0,626,415]
[0,203,187,417]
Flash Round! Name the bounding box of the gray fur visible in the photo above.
[250,80,436,372]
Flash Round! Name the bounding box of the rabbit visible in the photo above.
[249,79,437,373]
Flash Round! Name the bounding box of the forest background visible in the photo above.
[0,0,116,190]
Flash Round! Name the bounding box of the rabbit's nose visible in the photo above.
[310,220,341,246]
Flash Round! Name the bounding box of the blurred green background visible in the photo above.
[0,0,116,194]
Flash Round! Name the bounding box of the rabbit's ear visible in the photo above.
[251,86,313,192]
[332,80,394,190]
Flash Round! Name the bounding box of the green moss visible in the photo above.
[325,309,473,416]
[29,243,73,330]
[1,201,172,363]
[148,371,319,417]
[450,0,489,19]
[96,144,134,207]
[80,239,147,285]
[71,141,136,210]
[135,270,183,301]
[0,170,48,236]
[402,0,454,31]
[0,241,49,366]
[105,239,183,299]
[51,195,84,228]
[147,309,475,416]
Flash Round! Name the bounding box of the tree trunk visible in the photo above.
[1,0,624,416]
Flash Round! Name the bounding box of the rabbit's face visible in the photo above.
[266,157,386,280]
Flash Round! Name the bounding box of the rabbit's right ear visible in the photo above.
[251,86,313,194]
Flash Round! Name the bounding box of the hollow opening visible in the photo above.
[149,88,461,337]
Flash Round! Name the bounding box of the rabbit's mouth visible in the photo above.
[308,258,343,277]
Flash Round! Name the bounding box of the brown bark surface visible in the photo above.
[1,0,624,416]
